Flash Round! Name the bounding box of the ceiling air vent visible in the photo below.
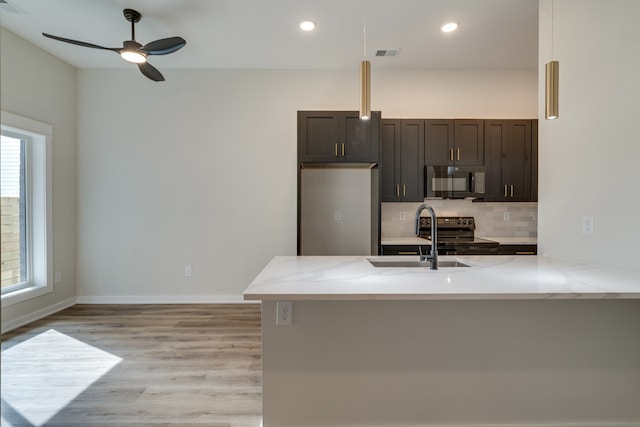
[375,49,401,57]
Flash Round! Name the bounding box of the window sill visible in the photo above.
[1,283,52,307]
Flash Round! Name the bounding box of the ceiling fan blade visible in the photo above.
[141,37,186,55]
[137,62,165,82]
[42,33,120,52]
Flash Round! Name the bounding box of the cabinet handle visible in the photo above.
[450,148,454,161]
[335,143,338,157]
[457,148,460,161]
[402,185,406,197]
[510,185,514,197]
[503,185,508,197]
[341,143,345,157]
[399,251,418,255]
[396,185,400,197]
[515,251,535,255]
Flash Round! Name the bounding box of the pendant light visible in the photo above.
[360,61,371,120]
[359,0,371,120]
[545,0,559,120]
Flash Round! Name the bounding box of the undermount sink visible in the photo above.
[368,259,470,268]
[437,260,471,268]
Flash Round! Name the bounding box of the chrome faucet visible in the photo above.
[414,204,438,270]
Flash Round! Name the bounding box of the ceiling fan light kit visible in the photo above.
[42,8,186,81]
[120,40,146,63]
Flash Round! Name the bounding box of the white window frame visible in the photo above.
[1,111,53,307]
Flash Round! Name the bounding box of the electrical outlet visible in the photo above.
[334,211,341,221]
[276,301,292,326]
[582,216,594,235]
[185,266,192,277]
[54,272,62,283]
[399,211,406,221]
[503,211,510,221]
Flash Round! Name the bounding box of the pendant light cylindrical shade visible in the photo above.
[545,60,559,120]
[359,60,371,120]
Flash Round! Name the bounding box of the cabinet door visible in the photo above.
[499,244,537,255]
[454,119,484,165]
[342,111,379,162]
[425,119,454,165]
[484,120,532,202]
[381,245,421,255]
[504,120,531,201]
[484,120,508,201]
[531,119,538,202]
[399,120,425,201]
[298,111,340,162]
[380,120,401,201]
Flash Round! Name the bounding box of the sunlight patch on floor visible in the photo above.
[1,329,122,426]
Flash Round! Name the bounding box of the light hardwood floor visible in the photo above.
[1,304,262,427]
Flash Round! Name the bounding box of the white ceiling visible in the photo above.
[0,0,538,71]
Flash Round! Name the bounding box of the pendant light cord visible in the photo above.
[363,0,367,59]
[551,0,554,60]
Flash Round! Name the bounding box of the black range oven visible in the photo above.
[417,216,499,255]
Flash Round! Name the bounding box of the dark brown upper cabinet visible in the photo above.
[380,119,424,202]
[425,119,484,166]
[531,120,538,202]
[484,120,536,202]
[298,111,380,163]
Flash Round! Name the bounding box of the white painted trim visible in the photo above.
[1,111,53,137]
[1,297,76,334]
[352,425,639,427]
[1,112,54,307]
[75,294,258,304]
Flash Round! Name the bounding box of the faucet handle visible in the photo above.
[418,246,428,262]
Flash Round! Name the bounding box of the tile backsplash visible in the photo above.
[382,200,538,238]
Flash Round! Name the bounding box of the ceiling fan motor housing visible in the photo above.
[123,9,141,24]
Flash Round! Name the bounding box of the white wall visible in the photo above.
[0,27,77,330]
[75,68,536,301]
[538,0,640,273]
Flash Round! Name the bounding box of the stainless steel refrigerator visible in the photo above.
[299,164,379,255]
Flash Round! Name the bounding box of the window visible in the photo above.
[1,112,53,306]
[1,132,29,292]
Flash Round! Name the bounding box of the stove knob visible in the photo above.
[463,219,467,225]
[457,219,462,225]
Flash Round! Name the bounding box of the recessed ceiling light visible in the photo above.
[441,22,459,33]
[300,20,316,31]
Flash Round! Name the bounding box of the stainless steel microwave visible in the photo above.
[424,165,486,199]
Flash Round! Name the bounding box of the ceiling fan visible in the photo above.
[42,8,186,82]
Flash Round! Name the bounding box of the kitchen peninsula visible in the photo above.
[244,255,640,427]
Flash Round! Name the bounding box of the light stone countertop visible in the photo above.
[381,236,537,245]
[243,255,640,301]
[380,236,428,245]
[481,236,538,245]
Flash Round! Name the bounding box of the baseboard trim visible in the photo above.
[363,424,639,427]
[75,294,258,304]
[1,297,77,334]
[407,424,640,427]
